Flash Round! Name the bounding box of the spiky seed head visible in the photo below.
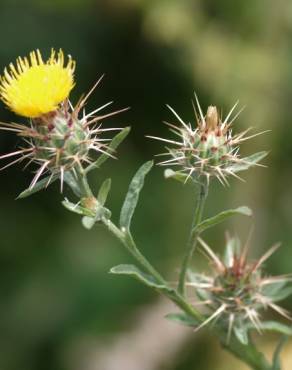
[149,96,265,184]
[188,236,292,343]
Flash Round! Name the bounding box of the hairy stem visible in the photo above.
[178,180,208,295]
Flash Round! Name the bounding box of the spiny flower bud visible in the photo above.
[149,95,267,185]
[188,236,292,344]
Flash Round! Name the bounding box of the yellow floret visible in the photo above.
[0,49,75,118]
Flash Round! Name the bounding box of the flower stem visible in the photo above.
[101,216,204,322]
[178,179,208,295]
[103,218,166,284]
[221,335,272,370]
[74,166,93,198]
[72,170,273,370]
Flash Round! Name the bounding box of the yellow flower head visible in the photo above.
[0,49,75,118]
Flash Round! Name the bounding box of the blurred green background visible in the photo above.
[1,0,292,369]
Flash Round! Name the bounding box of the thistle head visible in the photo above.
[0,50,127,192]
[188,236,292,344]
[149,95,267,185]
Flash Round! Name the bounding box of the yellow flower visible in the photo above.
[0,49,75,118]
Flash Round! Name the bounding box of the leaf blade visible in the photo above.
[97,178,111,206]
[196,206,253,233]
[119,161,153,231]
[228,151,268,173]
[165,312,199,327]
[110,264,172,294]
[17,174,58,199]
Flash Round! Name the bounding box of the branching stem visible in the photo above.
[73,170,274,370]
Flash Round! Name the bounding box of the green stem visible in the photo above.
[221,335,272,370]
[102,218,165,285]
[101,216,204,322]
[72,171,272,370]
[178,180,208,295]
[74,166,93,198]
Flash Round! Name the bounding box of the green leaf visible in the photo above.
[81,206,111,230]
[251,321,292,336]
[263,283,292,302]
[62,198,95,217]
[17,174,58,199]
[164,169,188,183]
[228,151,268,173]
[82,216,96,229]
[234,325,249,345]
[196,206,253,233]
[119,161,153,231]
[272,336,288,370]
[165,312,199,327]
[86,127,131,173]
[110,264,172,293]
[97,178,111,206]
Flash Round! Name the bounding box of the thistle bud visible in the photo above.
[149,95,267,185]
[188,237,292,344]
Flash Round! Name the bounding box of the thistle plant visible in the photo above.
[1,49,292,370]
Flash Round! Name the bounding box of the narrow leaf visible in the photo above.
[110,264,172,293]
[165,312,199,327]
[234,325,249,345]
[262,281,287,297]
[62,199,95,217]
[86,127,131,173]
[228,151,268,173]
[97,178,111,206]
[273,336,288,370]
[81,206,111,230]
[263,284,292,302]
[196,206,253,233]
[164,169,188,183]
[17,174,58,199]
[253,321,292,336]
[119,161,153,231]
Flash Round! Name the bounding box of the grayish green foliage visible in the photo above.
[234,325,249,345]
[62,199,95,217]
[165,312,199,327]
[229,151,268,173]
[119,161,153,231]
[17,175,58,199]
[97,178,111,205]
[272,336,288,370]
[110,264,172,293]
[196,206,253,233]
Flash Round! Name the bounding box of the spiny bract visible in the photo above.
[149,95,266,185]
[188,236,292,344]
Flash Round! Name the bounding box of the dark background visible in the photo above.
[0,0,292,369]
